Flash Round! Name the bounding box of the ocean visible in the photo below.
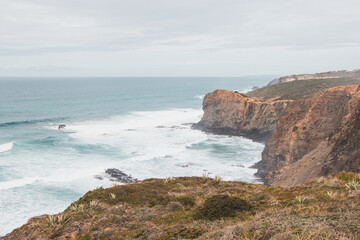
[0,76,269,235]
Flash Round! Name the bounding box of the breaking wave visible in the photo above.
[0,141,14,153]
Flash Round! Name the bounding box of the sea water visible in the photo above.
[0,77,270,235]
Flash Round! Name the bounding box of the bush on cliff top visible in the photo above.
[194,194,252,220]
[247,78,360,101]
[158,227,205,240]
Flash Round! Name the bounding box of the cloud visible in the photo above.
[0,0,359,76]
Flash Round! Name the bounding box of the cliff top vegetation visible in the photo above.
[248,77,360,101]
[3,172,360,240]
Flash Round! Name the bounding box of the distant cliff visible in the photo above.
[248,74,360,101]
[256,85,360,186]
[267,69,360,86]
[194,89,291,143]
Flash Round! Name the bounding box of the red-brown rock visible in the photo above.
[194,89,291,143]
[257,85,360,186]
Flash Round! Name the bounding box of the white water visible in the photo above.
[0,142,13,154]
[65,108,263,181]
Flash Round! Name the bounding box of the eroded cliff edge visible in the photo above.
[255,85,360,187]
[193,89,291,143]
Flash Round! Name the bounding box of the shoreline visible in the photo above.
[192,123,271,144]
[192,123,268,184]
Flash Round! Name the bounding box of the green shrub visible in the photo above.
[78,235,91,240]
[76,180,171,207]
[194,195,252,220]
[174,196,196,207]
[158,227,205,240]
[336,172,359,182]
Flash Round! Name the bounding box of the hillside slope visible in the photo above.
[248,77,360,101]
[267,69,360,86]
[2,173,360,240]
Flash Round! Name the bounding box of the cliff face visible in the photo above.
[194,89,291,143]
[256,85,360,187]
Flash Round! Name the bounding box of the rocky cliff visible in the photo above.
[256,85,360,187]
[194,89,291,143]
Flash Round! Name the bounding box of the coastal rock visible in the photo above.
[256,85,360,186]
[194,89,291,143]
[105,168,138,183]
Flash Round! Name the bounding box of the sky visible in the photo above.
[0,0,359,77]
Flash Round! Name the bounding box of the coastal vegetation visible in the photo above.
[247,77,360,101]
[3,172,360,239]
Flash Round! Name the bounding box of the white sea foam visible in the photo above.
[235,86,254,94]
[0,141,14,153]
[194,95,205,99]
[64,108,264,182]
[0,177,40,190]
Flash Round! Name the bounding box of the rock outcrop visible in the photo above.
[105,168,138,183]
[256,85,360,186]
[194,89,291,143]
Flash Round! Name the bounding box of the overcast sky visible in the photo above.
[0,0,359,76]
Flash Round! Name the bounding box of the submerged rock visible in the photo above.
[104,168,138,183]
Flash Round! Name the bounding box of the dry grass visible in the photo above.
[3,173,360,240]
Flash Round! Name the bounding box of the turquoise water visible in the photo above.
[0,77,269,235]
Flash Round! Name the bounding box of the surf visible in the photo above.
[0,141,14,153]
[0,117,67,128]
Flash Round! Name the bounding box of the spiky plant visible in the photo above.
[202,172,209,180]
[109,193,116,199]
[295,196,307,204]
[70,204,78,211]
[90,200,99,208]
[78,204,85,211]
[326,191,336,199]
[345,180,359,192]
[164,177,175,184]
[56,214,66,224]
[46,215,56,227]
[214,175,222,183]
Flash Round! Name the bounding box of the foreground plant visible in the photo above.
[202,172,209,180]
[214,175,222,183]
[295,196,307,204]
[344,180,359,192]
[90,200,99,208]
[164,177,175,184]
[109,193,116,199]
[46,215,56,227]
[46,214,67,227]
[69,203,85,211]
[326,191,336,199]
